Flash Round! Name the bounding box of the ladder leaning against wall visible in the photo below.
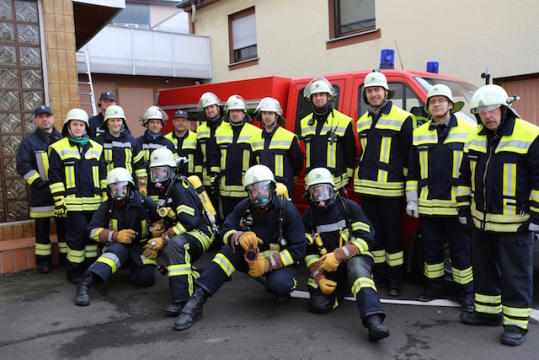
[76,46,97,116]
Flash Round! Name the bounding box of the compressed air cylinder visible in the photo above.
[187,175,218,231]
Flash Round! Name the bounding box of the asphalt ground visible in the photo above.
[1,250,539,360]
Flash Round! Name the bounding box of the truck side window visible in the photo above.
[294,85,340,136]
[357,82,424,118]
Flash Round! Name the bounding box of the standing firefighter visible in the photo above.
[174,165,306,331]
[144,148,214,319]
[48,109,107,284]
[299,77,357,193]
[165,109,197,177]
[75,167,159,306]
[457,84,539,346]
[252,97,304,200]
[16,106,65,272]
[303,167,389,342]
[406,84,475,311]
[354,71,414,297]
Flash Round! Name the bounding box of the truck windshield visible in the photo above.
[415,76,477,124]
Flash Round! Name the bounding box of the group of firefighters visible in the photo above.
[16,72,538,346]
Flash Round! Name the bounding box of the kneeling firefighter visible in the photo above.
[75,167,159,306]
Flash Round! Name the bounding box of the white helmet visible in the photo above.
[304,76,336,101]
[139,106,168,126]
[305,167,335,210]
[106,167,134,202]
[362,71,395,103]
[197,92,221,111]
[244,165,276,209]
[254,97,286,126]
[62,108,89,137]
[149,148,176,184]
[470,84,510,114]
[223,95,251,123]
[425,84,464,114]
[101,105,127,130]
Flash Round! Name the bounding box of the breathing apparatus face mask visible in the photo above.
[150,166,172,184]
[309,184,334,210]
[246,180,273,209]
[108,181,129,203]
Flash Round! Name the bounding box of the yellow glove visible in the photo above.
[137,176,148,196]
[319,274,337,295]
[318,252,341,273]
[54,198,67,218]
[142,237,165,259]
[239,231,263,251]
[248,258,268,278]
[117,229,136,245]
[102,191,108,202]
[151,221,166,238]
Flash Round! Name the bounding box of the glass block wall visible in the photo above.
[0,0,44,222]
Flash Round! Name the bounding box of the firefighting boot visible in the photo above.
[174,287,209,331]
[365,314,390,341]
[75,271,96,306]
[501,326,527,346]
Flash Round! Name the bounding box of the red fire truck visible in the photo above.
[157,65,478,276]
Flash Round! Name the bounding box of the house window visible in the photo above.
[330,0,376,38]
[229,7,257,64]
[111,3,150,29]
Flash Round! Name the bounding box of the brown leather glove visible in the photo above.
[137,176,148,196]
[117,229,136,245]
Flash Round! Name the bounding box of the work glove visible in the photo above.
[137,176,148,196]
[319,274,337,295]
[406,201,419,218]
[117,229,136,245]
[318,250,347,273]
[143,237,165,260]
[239,231,263,251]
[248,258,269,278]
[151,221,166,238]
[102,191,108,203]
[54,198,67,218]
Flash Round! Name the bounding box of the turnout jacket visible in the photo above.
[354,101,414,197]
[299,106,356,189]
[221,197,306,268]
[87,190,158,265]
[302,198,374,268]
[165,130,197,177]
[16,127,62,218]
[94,130,145,179]
[457,114,539,233]
[210,121,261,198]
[194,117,223,187]
[48,137,107,212]
[406,115,475,216]
[252,126,304,199]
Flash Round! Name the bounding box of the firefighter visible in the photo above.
[354,71,414,297]
[174,165,306,331]
[48,108,107,284]
[94,105,146,184]
[457,84,539,346]
[165,109,197,177]
[143,148,214,318]
[406,84,475,311]
[194,92,224,216]
[88,91,130,139]
[75,167,160,306]
[16,106,65,272]
[252,97,304,200]
[210,95,261,219]
[303,167,389,341]
[299,76,357,193]
[136,105,176,202]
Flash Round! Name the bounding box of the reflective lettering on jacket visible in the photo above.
[457,117,539,232]
[406,117,475,215]
[355,105,413,197]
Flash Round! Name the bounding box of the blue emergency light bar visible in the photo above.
[427,61,439,73]
[380,49,395,69]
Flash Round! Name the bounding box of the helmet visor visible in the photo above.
[246,180,273,208]
[471,104,501,115]
[150,166,172,183]
[108,181,129,201]
[309,184,334,202]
